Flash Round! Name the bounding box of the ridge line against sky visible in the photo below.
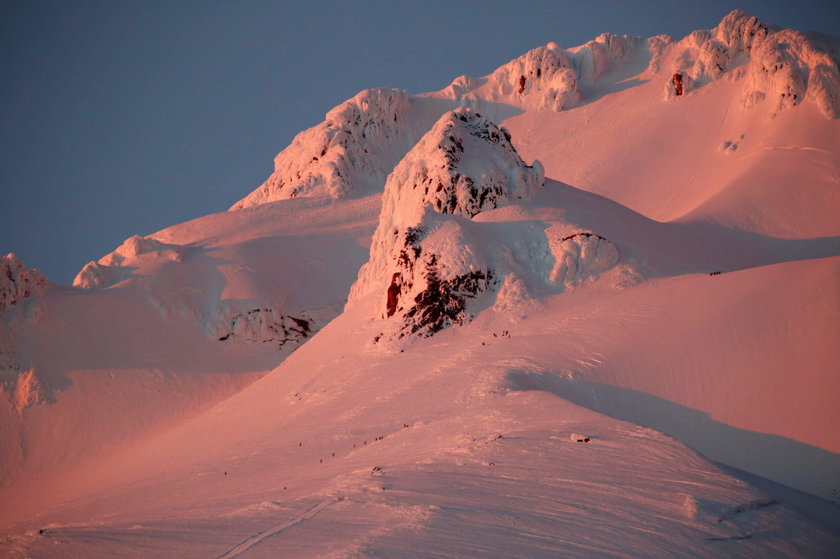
[2,0,839,285]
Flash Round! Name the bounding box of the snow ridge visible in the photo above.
[74,235,185,289]
[232,88,412,208]
[350,109,543,343]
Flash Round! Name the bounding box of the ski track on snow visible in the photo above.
[214,499,333,559]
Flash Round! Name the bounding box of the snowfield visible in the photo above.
[2,10,839,558]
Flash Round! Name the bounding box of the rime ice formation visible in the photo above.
[483,43,580,111]
[232,88,413,208]
[666,10,840,117]
[0,254,45,314]
[442,34,648,112]
[351,109,544,342]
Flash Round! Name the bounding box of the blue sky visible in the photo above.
[2,0,838,284]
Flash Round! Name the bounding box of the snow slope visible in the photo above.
[2,9,839,558]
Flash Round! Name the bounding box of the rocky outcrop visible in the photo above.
[666,10,840,117]
[1,254,45,314]
[212,307,314,350]
[232,88,413,208]
[351,109,543,343]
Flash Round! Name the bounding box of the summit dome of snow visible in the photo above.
[232,88,413,208]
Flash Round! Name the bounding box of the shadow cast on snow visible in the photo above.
[505,370,840,507]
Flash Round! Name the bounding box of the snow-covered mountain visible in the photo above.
[2,10,839,558]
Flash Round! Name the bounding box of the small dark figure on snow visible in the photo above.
[518,75,526,94]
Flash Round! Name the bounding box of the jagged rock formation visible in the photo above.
[232,88,414,208]
[351,109,543,342]
[212,307,314,350]
[1,254,46,314]
[666,10,840,117]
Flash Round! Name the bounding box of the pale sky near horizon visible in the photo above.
[2,0,838,284]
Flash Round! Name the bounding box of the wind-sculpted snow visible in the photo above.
[73,235,186,289]
[546,231,620,286]
[0,254,45,314]
[666,10,840,117]
[232,88,413,208]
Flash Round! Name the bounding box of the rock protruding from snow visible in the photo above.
[1,254,46,314]
[450,43,580,111]
[666,10,840,117]
[212,307,313,350]
[232,88,412,209]
[351,109,543,343]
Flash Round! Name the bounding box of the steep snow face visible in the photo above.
[232,88,412,208]
[351,110,553,343]
[666,10,840,117]
[0,254,46,314]
[568,32,651,84]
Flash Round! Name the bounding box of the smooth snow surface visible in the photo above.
[2,10,839,558]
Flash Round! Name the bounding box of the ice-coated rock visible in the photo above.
[351,109,544,343]
[665,10,840,117]
[232,88,413,208]
[0,254,45,314]
[212,307,314,350]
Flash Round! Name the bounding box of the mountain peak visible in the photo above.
[349,109,546,343]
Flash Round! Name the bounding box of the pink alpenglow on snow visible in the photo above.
[1,9,839,559]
